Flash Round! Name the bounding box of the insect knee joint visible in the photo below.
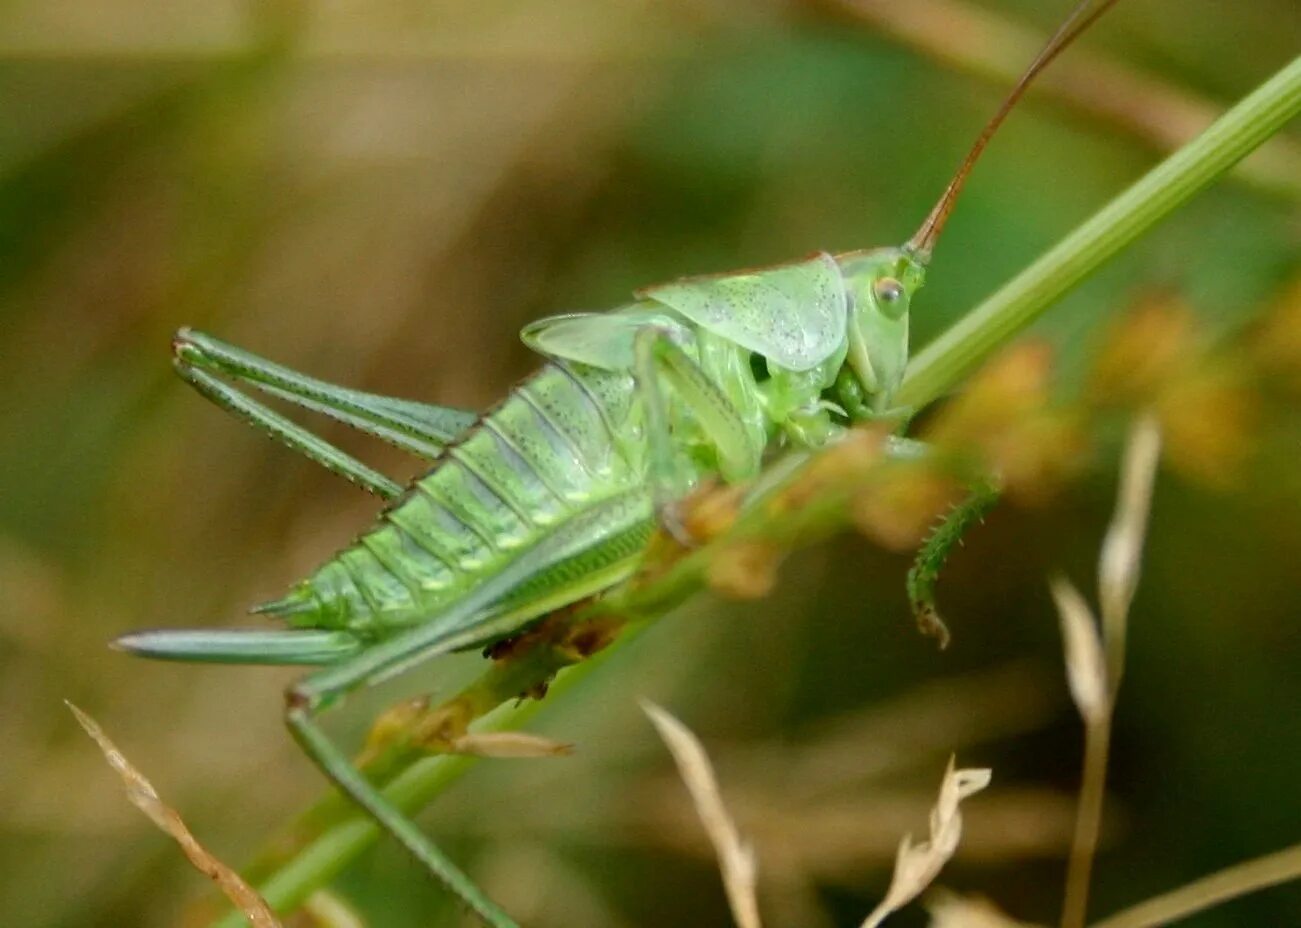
[171,327,211,370]
[285,685,316,716]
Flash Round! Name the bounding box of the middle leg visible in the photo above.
[632,326,761,543]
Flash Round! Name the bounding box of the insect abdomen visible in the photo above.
[262,362,645,639]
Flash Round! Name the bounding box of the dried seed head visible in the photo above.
[854,463,962,552]
[561,615,623,659]
[992,412,1090,505]
[1087,293,1197,407]
[707,540,783,600]
[444,731,574,758]
[860,757,992,928]
[1049,574,1110,724]
[926,341,1055,448]
[770,426,888,514]
[361,695,431,760]
[682,483,746,541]
[1096,415,1161,683]
[922,342,1084,501]
[1154,364,1256,487]
[1249,274,1301,391]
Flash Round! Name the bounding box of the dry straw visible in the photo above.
[645,700,992,928]
[643,700,763,928]
[1056,415,1161,928]
[926,890,1039,928]
[445,730,574,758]
[1050,575,1109,727]
[1096,412,1161,692]
[67,702,283,928]
[1088,841,1301,928]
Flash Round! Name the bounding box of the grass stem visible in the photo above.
[897,54,1301,410]
[1061,711,1114,928]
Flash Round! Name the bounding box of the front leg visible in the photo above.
[831,367,914,433]
[906,477,1002,647]
[782,401,845,448]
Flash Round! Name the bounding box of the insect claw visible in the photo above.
[914,605,952,650]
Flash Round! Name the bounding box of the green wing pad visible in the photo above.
[520,308,686,371]
[636,252,848,373]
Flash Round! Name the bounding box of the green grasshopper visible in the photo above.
[115,1,1118,923]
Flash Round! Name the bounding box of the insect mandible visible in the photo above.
[115,1,1120,924]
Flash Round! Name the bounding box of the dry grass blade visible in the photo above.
[860,758,992,928]
[927,890,1042,927]
[1061,417,1160,928]
[643,701,762,928]
[1049,575,1109,726]
[1097,414,1161,687]
[66,702,283,928]
[1089,842,1301,928]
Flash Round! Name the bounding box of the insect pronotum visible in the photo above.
[115,1,1120,924]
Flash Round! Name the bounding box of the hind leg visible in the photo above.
[173,329,480,498]
[632,327,762,543]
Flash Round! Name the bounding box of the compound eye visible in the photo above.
[873,276,905,307]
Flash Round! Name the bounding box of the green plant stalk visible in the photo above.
[896,53,1301,410]
[211,54,1301,928]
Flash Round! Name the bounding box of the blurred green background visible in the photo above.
[1,1,1297,926]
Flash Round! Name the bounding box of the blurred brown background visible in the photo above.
[0,1,1298,926]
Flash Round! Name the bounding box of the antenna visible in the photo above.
[906,0,1120,263]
